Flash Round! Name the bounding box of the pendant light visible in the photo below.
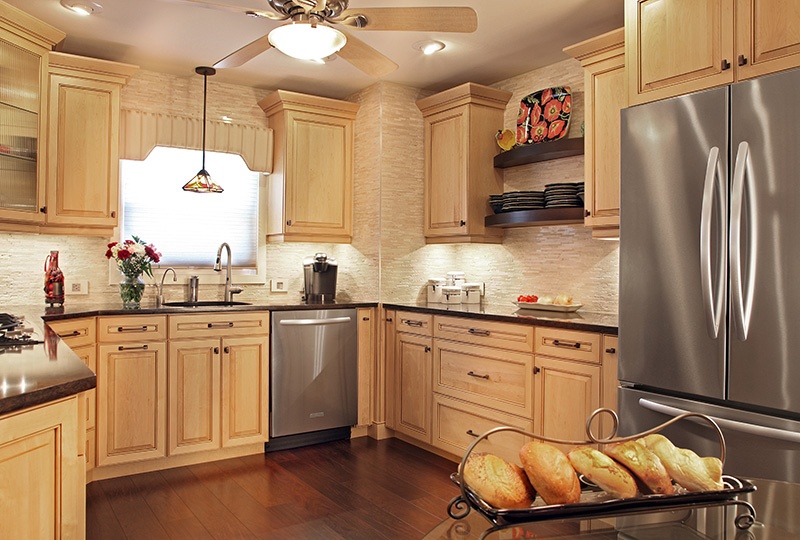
[183,66,223,193]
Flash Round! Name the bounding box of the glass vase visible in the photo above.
[119,274,145,309]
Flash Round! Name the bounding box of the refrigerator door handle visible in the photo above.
[639,398,800,444]
[730,141,755,340]
[700,146,725,339]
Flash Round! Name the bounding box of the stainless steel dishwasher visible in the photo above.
[268,308,358,450]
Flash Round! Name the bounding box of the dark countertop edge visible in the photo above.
[39,301,381,321]
[0,374,96,416]
[382,303,618,335]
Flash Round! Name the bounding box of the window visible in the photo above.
[119,147,264,281]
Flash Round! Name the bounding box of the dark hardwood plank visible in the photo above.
[86,437,456,540]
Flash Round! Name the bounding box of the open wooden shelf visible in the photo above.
[485,207,585,228]
[493,137,585,168]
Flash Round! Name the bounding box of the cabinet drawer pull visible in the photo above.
[404,320,424,327]
[214,347,220,354]
[467,371,490,380]
[117,325,148,333]
[605,347,616,354]
[118,344,148,351]
[466,429,480,438]
[553,339,580,349]
[467,328,490,336]
[58,330,82,338]
[208,322,235,328]
[362,317,370,321]
[386,317,393,322]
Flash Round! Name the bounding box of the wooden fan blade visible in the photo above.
[336,30,398,78]
[338,7,477,32]
[214,34,273,68]
[157,0,276,18]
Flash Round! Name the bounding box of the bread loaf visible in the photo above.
[567,446,638,499]
[462,452,535,508]
[605,440,674,495]
[638,434,723,492]
[519,442,581,505]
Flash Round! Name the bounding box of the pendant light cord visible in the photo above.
[201,70,207,171]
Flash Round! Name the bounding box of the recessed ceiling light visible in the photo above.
[413,40,445,55]
[60,0,103,16]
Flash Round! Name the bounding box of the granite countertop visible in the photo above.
[383,302,618,334]
[0,311,96,416]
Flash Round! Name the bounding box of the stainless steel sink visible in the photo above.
[161,301,251,308]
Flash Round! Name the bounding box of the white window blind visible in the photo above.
[120,147,260,268]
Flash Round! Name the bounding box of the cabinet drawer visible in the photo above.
[432,394,532,465]
[97,315,167,342]
[169,312,270,340]
[534,327,600,364]
[434,316,533,353]
[395,311,433,337]
[47,317,95,348]
[434,339,532,417]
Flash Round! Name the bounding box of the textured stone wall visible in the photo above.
[0,61,619,314]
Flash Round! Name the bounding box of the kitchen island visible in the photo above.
[0,312,95,539]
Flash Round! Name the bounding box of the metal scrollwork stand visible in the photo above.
[447,408,757,538]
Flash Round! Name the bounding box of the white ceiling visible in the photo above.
[9,0,624,99]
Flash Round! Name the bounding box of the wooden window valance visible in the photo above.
[120,109,273,173]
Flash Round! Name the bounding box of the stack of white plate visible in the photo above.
[502,190,545,212]
[544,182,583,208]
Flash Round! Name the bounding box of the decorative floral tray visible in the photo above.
[447,410,758,531]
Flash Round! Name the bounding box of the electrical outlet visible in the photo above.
[66,279,89,295]
[270,278,289,293]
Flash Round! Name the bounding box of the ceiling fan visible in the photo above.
[163,0,478,77]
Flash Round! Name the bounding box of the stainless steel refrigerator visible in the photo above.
[619,67,800,483]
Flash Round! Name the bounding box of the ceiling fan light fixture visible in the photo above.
[268,22,346,61]
[413,40,445,56]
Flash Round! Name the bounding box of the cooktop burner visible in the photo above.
[0,313,44,350]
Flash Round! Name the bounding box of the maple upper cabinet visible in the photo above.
[0,2,63,228]
[46,52,137,234]
[565,28,626,237]
[259,89,358,243]
[626,0,800,105]
[416,83,512,244]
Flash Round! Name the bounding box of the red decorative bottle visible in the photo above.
[44,250,65,306]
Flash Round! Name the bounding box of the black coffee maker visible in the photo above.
[302,253,338,304]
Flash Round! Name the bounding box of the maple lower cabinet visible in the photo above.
[356,307,377,427]
[416,83,512,244]
[259,90,358,243]
[45,53,136,235]
[168,312,270,454]
[626,0,800,105]
[96,315,168,466]
[564,28,626,237]
[46,316,98,475]
[0,396,84,539]
[391,312,433,443]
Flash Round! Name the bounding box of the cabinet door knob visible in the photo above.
[386,317,393,322]
[286,219,292,226]
[459,220,466,226]
[39,206,47,214]
[214,347,220,354]
[111,211,117,218]
[605,347,616,354]
[424,346,431,352]
[362,317,370,321]
[533,366,541,374]
[721,59,731,70]
[738,54,748,66]
[224,346,230,354]
[585,209,591,217]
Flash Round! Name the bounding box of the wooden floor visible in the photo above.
[86,437,461,540]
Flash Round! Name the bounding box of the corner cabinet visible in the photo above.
[416,83,512,244]
[626,0,800,105]
[0,3,64,227]
[565,28,626,238]
[45,52,137,235]
[259,90,358,243]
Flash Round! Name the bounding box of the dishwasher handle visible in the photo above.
[279,316,352,327]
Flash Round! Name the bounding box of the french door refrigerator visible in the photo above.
[618,67,800,483]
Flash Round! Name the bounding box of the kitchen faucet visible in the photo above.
[156,267,176,307]
[213,242,243,302]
